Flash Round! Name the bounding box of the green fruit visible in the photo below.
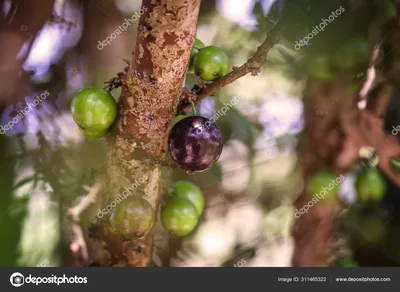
[333,37,369,73]
[71,87,117,133]
[307,54,335,82]
[306,171,341,202]
[172,115,187,126]
[161,198,199,236]
[390,158,400,174]
[215,118,233,142]
[170,181,204,215]
[110,196,154,240]
[188,38,205,73]
[193,46,230,81]
[355,168,386,202]
[78,126,108,140]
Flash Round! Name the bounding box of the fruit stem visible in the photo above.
[189,99,197,116]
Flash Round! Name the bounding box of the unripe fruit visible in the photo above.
[78,126,109,140]
[307,54,335,82]
[168,116,223,172]
[171,115,187,126]
[193,46,229,81]
[71,87,117,134]
[355,168,386,202]
[110,196,153,240]
[188,38,205,73]
[170,181,204,215]
[161,198,199,236]
[332,37,369,73]
[306,171,340,202]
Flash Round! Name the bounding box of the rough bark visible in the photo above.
[90,0,201,267]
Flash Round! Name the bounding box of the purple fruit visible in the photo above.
[168,116,223,172]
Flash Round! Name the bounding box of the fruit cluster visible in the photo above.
[167,37,228,172]
[306,167,386,204]
[161,181,205,236]
[70,37,228,147]
[71,38,228,240]
[108,181,205,239]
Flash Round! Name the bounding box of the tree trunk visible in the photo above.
[89,0,201,267]
[292,77,354,266]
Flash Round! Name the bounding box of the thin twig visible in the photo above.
[68,181,102,263]
[339,41,400,186]
[68,181,102,220]
[358,43,380,108]
[179,21,285,114]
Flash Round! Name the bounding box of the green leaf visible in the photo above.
[220,105,255,148]
[253,2,266,25]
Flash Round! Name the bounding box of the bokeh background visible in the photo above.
[0,0,399,267]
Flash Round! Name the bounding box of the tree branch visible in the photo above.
[68,181,102,265]
[358,43,381,107]
[68,182,102,220]
[339,38,400,187]
[178,21,285,114]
